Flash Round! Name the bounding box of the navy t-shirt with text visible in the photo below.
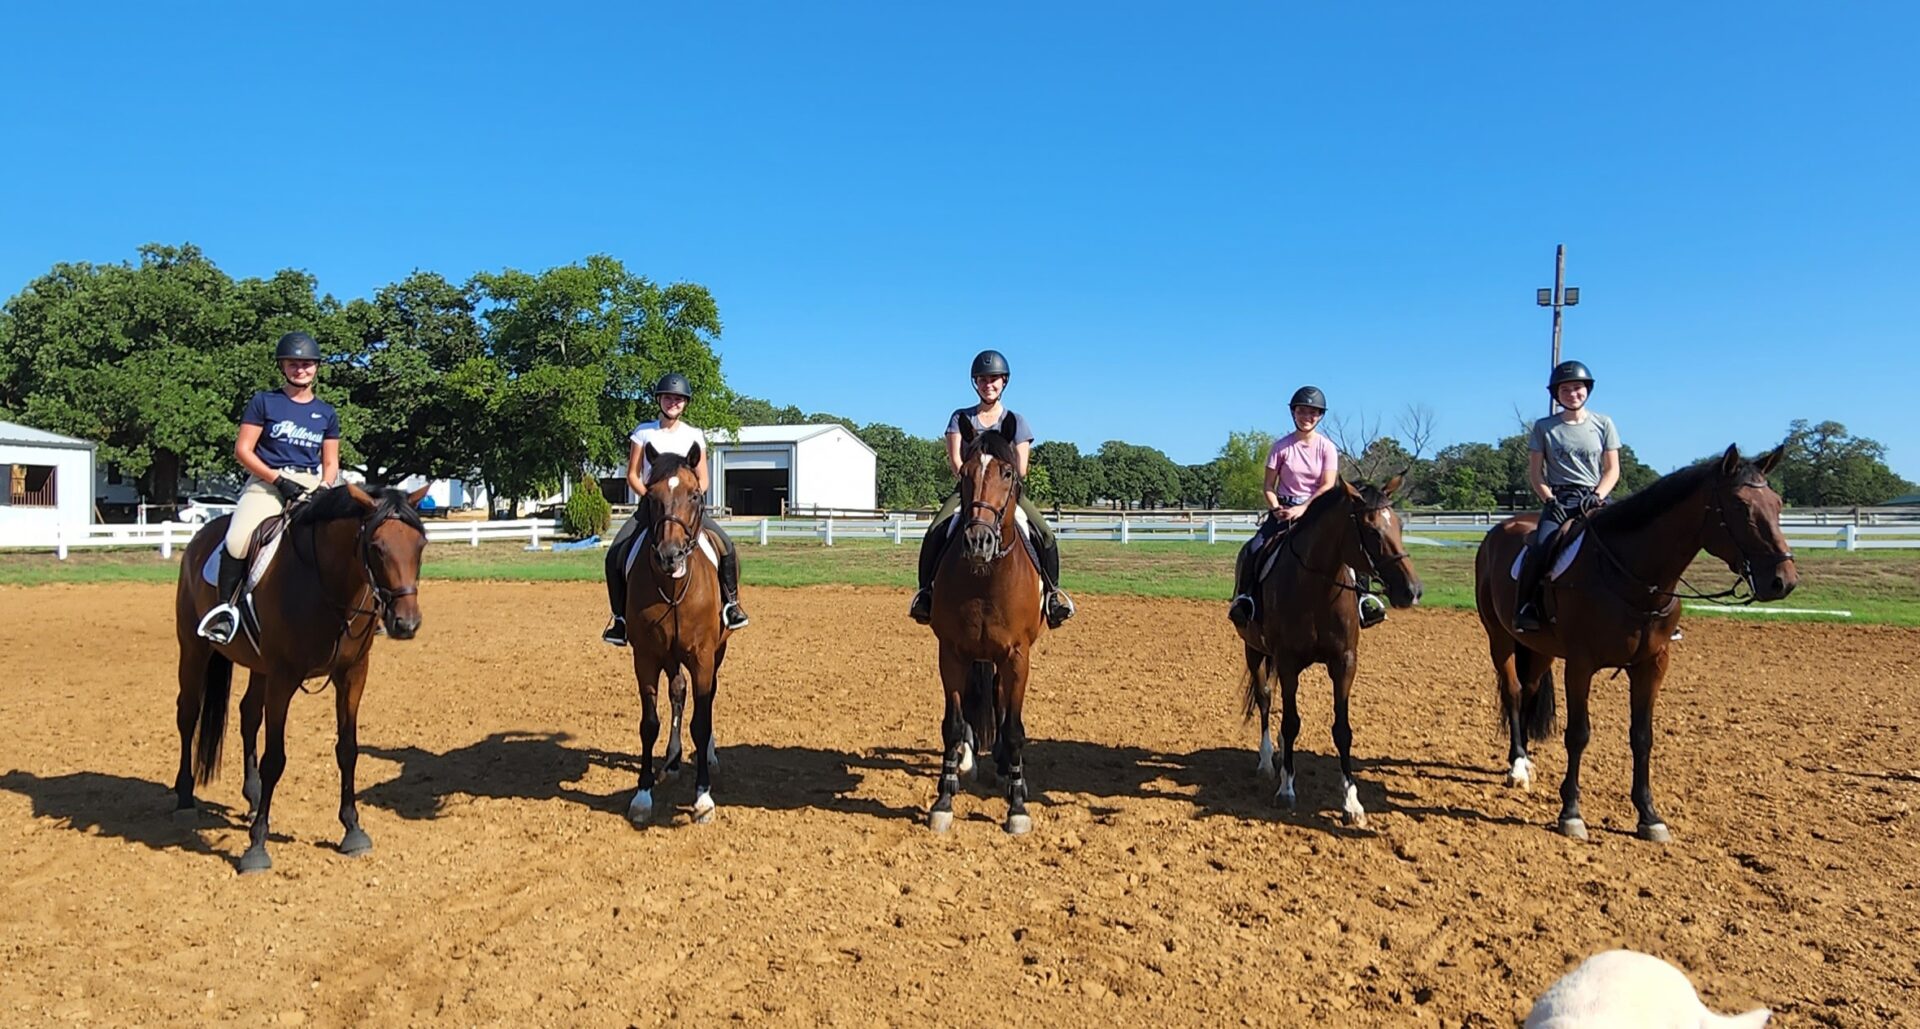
[242,390,340,470]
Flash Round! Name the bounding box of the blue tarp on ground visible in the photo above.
[551,535,600,551]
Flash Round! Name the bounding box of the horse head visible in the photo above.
[1340,473,1423,609]
[955,417,1022,571]
[1702,444,1797,601]
[643,442,705,579]
[345,483,430,639]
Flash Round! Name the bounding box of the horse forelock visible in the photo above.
[967,429,1020,469]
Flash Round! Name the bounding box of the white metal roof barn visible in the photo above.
[0,420,97,531]
[708,424,876,516]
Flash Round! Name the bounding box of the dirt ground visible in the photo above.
[2,582,1917,1027]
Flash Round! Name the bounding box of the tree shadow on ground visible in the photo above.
[0,768,242,859]
[360,731,924,823]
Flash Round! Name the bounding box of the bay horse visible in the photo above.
[1475,445,1796,842]
[926,417,1046,835]
[621,443,731,827]
[1234,476,1423,828]
[172,483,429,874]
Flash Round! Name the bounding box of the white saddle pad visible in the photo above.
[624,527,719,579]
[201,530,286,590]
[1509,531,1584,582]
[947,506,1034,541]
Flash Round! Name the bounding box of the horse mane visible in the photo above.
[1588,457,1738,535]
[292,484,425,534]
[1293,481,1353,532]
[967,427,1022,472]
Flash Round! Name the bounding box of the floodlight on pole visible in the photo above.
[1537,245,1580,414]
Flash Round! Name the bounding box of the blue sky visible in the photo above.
[2,4,1913,477]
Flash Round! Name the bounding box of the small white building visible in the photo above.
[708,424,876,516]
[0,421,96,530]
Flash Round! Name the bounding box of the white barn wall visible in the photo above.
[0,440,94,528]
[792,426,876,510]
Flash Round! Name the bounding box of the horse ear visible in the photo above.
[997,413,1019,444]
[406,484,430,508]
[686,442,703,469]
[1341,477,1361,499]
[644,442,660,467]
[347,483,378,511]
[1382,474,1404,497]
[1719,443,1742,477]
[1755,446,1784,476]
[957,417,976,444]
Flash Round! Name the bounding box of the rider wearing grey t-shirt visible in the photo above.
[1516,360,1622,632]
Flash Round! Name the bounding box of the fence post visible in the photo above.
[56,524,67,560]
[1119,515,1130,544]
[758,518,769,545]
[824,515,835,547]
[1843,524,1858,552]
[470,523,480,547]
[892,515,903,544]
[529,520,542,551]
[1206,517,1217,544]
[161,522,174,560]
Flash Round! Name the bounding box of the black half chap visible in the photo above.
[703,515,741,603]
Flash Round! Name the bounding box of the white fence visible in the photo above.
[4,512,1918,559]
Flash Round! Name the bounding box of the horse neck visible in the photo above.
[307,516,371,605]
[1291,498,1353,593]
[1596,484,1709,591]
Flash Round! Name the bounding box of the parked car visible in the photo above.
[178,494,238,524]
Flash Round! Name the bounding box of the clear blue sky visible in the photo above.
[3,4,1914,478]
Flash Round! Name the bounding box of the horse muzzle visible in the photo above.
[1749,555,1798,602]
[652,543,691,579]
[384,598,422,640]
[962,522,1001,568]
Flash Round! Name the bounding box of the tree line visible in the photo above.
[2,243,1909,515]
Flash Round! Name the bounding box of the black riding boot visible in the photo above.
[603,540,629,645]
[719,548,749,629]
[909,521,947,624]
[1227,539,1258,627]
[197,550,248,644]
[1039,538,1075,628]
[1513,545,1547,632]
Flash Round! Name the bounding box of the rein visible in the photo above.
[1283,499,1407,598]
[288,497,422,687]
[1577,479,1792,616]
[959,450,1022,563]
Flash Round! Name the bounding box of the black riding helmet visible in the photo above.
[653,372,693,400]
[1548,360,1595,392]
[274,331,321,362]
[970,349,1011,381]
[1288,385,1328,412]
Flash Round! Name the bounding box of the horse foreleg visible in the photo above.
[628,653,664,826]
[1246,646,1275,779]
[1557,658,1597,840]
[688,655,719,825]
[928,645,968,832]
[1490,634,1532,790]
[240,671,266,811]
[1627,651,1671,842]
[332,659,372,856]
[662,665,688,777]
[996,648,1033,836]
[1328,649,1367,828]
[1275,662,1303,810]
[238,678,295,874]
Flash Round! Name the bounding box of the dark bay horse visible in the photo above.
[621,443,731,827]
[927,417,1046,835]
[1475,445,1796,842]
[1234,477,1423,827]
[172,484,428,873]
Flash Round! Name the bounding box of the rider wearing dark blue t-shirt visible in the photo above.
[240,389,340,471]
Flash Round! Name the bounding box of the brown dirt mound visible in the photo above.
[1,582,1916,1026]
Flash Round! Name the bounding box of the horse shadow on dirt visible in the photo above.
[851,739,1531,836]
[359,731,925,823]
[0,768,243,858]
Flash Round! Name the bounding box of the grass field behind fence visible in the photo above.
[4,537,1917,626]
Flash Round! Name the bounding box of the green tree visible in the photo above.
[562,471,613,538]
[1179,461,1224,508]
[1436,465,1497,510]
[1775,420,1913,506]
[330,271,484,485]
[1216,429,1274,509]
[1031,441,1093,507]
[1093,440,1181,509]
[1024,462,1055,505]
[1614,443,1660,496]
[860,421,950,510]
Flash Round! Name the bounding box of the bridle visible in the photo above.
[643,481,705,611]
[960,447,1021,562]
[1583,474,1794,613]
[286,495,424,687]
[1285,495,1409,597]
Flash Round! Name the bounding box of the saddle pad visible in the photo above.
[200,528,287,590]
[1508,531,1584,582]
[623,527,719,579]
[946,507,1034,544]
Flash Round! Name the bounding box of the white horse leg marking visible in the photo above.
[1507,756,1534,790]
[627,788,654,825]
[1275,766,1296,809]
[1343,782,1368,828]
[1256,733,1276,779]
[692,788,716,824]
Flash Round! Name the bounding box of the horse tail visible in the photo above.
[1523,662,1558,744]
[192,651,234,786]
[965,661,997,754]
[1241,654,1271,722]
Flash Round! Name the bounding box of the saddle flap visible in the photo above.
[1508,529,1585,582]
[200,517,289,590]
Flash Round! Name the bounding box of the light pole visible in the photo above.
[1536,244,1580,414]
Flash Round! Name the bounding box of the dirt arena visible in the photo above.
[2,582,1916,1026]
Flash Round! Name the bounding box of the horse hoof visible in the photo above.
[1256,761,1276,781]
[627,790,655,827]
[171,805,200,825]
[237,849,272,875]
[1004,813,1032,836]
[1273,787,1296,810]
[339,829,373,856]
[927,809,954,833]
[1638,822,1672,843]
[1343,809,1369,829]
[1557,818,1588,841]
[692,792,716,825]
